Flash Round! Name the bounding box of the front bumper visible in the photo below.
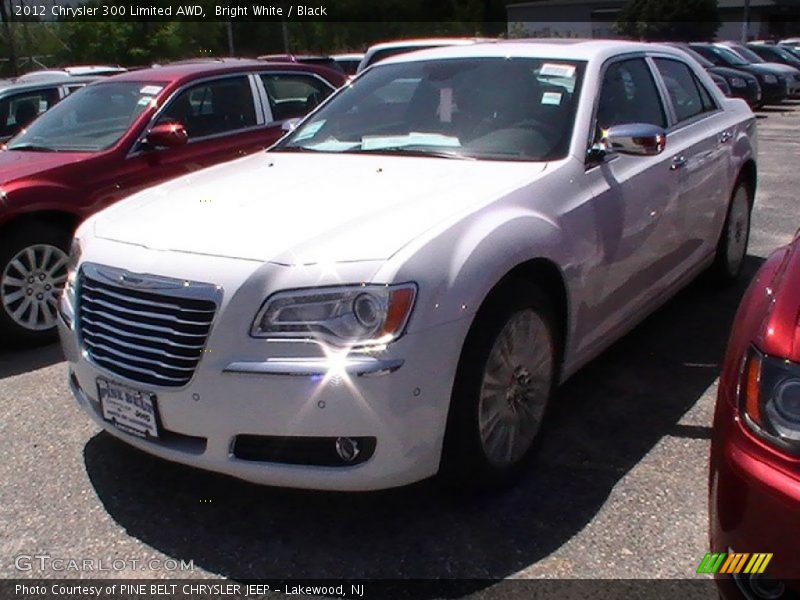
[59,247,471,491]
[759,80,788,105]
[731,80,762,106]
[710,398,800,596]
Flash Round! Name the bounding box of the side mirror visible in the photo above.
[598,123,667,156]
[145,121,188,149]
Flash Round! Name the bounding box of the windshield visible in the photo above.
[709,46,750,67]
[683,47,714,68]
[770,46,800,63]
[733,45,765,63]
[277,57,585,162]
[7,81,160,152]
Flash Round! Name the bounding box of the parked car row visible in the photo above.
[688,41,800,106]
[3,36,797,596]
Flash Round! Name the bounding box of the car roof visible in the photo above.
[16,66,124,81]
[373,39,689,66]
[0,76,98,93]
[100,60,343,84]
[365,37,492,52]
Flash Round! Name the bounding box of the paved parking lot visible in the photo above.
[1,101,799,587]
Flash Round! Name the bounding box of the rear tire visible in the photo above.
[439,280,558,490]
[709,179,752,285]
[0,222,71,347]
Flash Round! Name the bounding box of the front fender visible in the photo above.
[0,182,83,228]
[377,205,571,335]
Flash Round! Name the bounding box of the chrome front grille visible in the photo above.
[77,263,220,388]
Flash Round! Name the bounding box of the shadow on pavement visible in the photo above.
[0,342,63,379]
[83,256,763,585]
[757,108,793,114]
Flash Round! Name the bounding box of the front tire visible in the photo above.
[0,223,71,347]
[710,179,752,284]
[440,280,558,489]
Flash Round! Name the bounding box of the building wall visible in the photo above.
[507,2,798,41]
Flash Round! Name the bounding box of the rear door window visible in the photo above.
[654,58,718,123]
[259,73,333,121]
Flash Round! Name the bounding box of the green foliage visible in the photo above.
[616,0,721,41]
[0,0,511,75]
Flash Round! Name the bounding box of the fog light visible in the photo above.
[335,437,360,462]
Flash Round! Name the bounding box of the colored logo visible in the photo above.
[697,552,773,574]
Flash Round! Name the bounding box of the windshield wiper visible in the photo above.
[273,146,317,152]
[8,143,57,152]
[347,147,473,160]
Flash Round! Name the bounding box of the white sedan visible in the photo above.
[59,40,757,491]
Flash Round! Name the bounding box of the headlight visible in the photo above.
[739,347,800,452]
[730,77,747,88]
[66,237,82,277]
[59,237,82,325]
[764,74,778,84]
[251,283,417,346]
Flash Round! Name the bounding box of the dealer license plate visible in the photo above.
[97,377,159,438]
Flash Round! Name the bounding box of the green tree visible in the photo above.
[616,0,721,42]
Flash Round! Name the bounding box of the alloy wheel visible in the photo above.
[478,309,554,468]
[1,244,68,331]
[726,185,751,275]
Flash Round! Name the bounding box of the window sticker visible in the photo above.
[361,133,460,150]
[306,140,360,152]
[140,85,163,95]
[541,91,562,105]
[540,63,576,79]
[293,120,325,141]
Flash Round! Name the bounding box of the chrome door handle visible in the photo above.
[718,130,733,144]
[670,154,687,170]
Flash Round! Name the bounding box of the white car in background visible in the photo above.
[356,37,491,73]
[60,41,757,491]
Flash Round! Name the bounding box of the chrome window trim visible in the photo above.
[251,73,274,122]
[247,73,266,125]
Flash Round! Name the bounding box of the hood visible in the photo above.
[756,62,800,75]
[743,63,793,77]
[0,148,88,184]
[93,151,548,264]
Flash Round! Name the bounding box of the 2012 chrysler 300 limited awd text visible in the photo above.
[59,41,758,491]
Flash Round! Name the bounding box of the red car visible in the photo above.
[0,60,344,344]
[711,229,800,599]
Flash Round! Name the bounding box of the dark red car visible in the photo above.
[711,230,800,599]
[0,60,345,344]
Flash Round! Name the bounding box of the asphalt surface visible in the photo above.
[1,102,799,591]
